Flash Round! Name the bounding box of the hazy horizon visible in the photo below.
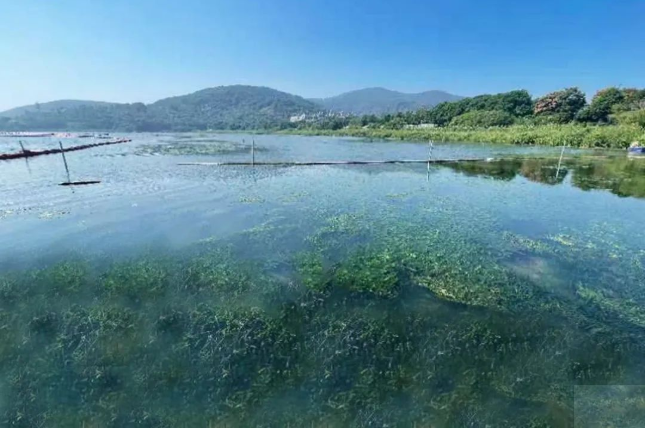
[1,0,643,111]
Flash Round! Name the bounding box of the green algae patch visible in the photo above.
[333,248,400,298]
[503,232,553,254]
[577,285,645,329]
[136,140,267,156]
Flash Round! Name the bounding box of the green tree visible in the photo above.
[468,90,533,117]
[577,87,625,123]
[497,90,534,117]
[424,90,533,126]
[534,87,587,123]
[613,88,645,112]
[426,101,467,126]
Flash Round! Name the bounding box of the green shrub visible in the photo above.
[613,110,645,128]
[450,110,516,127]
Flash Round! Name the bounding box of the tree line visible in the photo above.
[299,87,645,130]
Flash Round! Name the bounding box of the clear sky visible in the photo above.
[0,0,643,111]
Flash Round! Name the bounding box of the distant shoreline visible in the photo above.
[0,125,641,150]
[280,124,644,149]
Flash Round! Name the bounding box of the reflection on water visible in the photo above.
[573,158,645,198]
[448,156,645,198]
[1,133,644,426]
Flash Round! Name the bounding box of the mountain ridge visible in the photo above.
[0,85,319,131]
[1,86,464,118]
[310,87,463,115]
[0,85,464,131]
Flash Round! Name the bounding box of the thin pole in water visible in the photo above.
[59,141,71,183]
[19,140,32,174]
[252,138,255,166]
[555,142,567,180]
[427,140,434,175]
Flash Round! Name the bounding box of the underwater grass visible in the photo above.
[2,214,645,427]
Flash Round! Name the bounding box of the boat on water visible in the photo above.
[628,142,645,156]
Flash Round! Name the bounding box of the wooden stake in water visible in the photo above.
[427,140,434,178]
[59,141,71,183]
[252,138,256,166]
[555,142,567,180]
[19,140,32,174]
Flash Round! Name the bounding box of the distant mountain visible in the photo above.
[0,86,319,131]
[0,100,117,118]
[311,87,463,115]
[0,85,464,131]
[148,85,318,131]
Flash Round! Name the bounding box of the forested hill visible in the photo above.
[147,86,319,130]
[0,86,319,132]
[311,87,463,115]
[0,100,117,119]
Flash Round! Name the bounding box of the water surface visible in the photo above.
[1,133,644,426]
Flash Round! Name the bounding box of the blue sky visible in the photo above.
[0,0,643,110]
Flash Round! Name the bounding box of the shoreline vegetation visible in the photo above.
[281,124,645,149]
[283,87,645,149]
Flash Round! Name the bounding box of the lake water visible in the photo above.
[1,133,644,427]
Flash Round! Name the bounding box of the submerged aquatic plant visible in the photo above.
[2,212,645,428]
[136,139,267,156]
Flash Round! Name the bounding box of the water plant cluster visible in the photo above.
[136,139,265,157]
[2,204,644,427]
